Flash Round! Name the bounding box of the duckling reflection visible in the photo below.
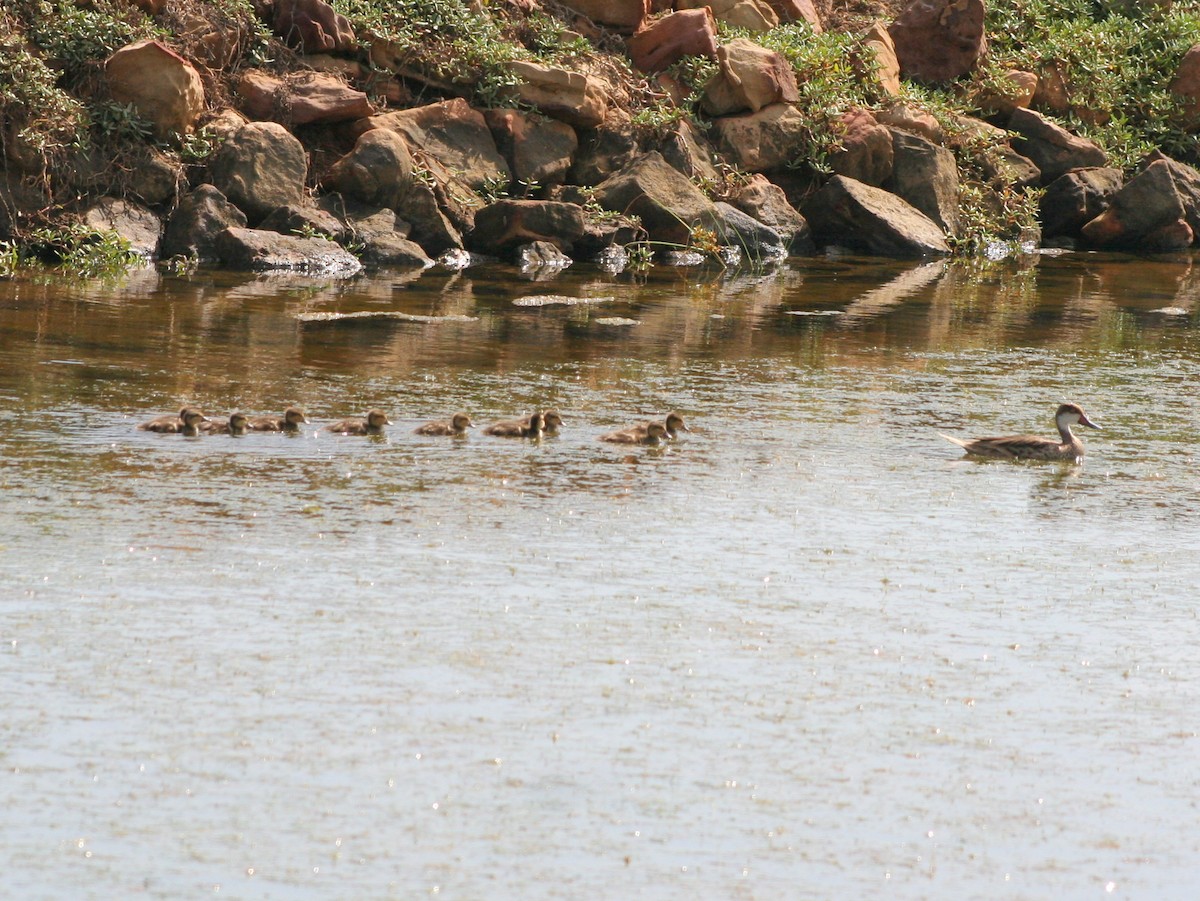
[599,420,670,446]
[941,403,1101,461]
[248,407,308,432]
[414,412,473,436]
[326,409,391,436]
[484,411,545,438]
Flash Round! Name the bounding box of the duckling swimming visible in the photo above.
[248,407,308,432]
[179,409,210,437]
[599,420,670,445]
[201,412,250,436]
[541,409,564,435]
[414,412,473,436]
[326,409,391,435]
[138,406,204,433]
[484,411,545,438]
[664,411,690,439]
[941,402,1101,461]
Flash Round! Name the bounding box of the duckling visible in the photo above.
[541,409,565,435]
[599,420,670,445]
[664,411,690,439]
[941,402,1101,461]
[484,411,545,438]
[414,412,473,436]
[247,407,308,432]
[326,409,391,436]
[138,406,203,433]
[201,412,250,436]
[179,409,210,437]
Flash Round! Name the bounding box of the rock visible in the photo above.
[484,109,578,189]
[470,200,586,254]
[888,0,986,84]
[660,119,719,185]
[713,202,786,259]
[365,99,509,193]
[1039,167,1123,239]
[506,61,608,129]
[725,174,814,252]
[1033,63,1071,115]
[272,0,356,53]
[338,206,432,268]
[1008,108,1107,183]
[1140,152,1200,239]
[105,40,205,140]
[161,184,248,261]
[126,147,182,206]
[215,226,363,273]
[829,108,893,187]
[569,114,641,186]
[82,198,162,259]
[320,128,413,210]
[765,0,822,30]
[207,121,309,223]
[678,0,778,32]
[804,174,950,257]
[0,174,48,240]
[260,202,350,243]
[886,129,961,236]
[592,151,720,245]
[979,144,1041,189]
[1169,44,1200,127]
[701,38,799,117]
[236,70,373,126]
[876,103,943,142]
[557,0,649,32]
[177,9,245,69]
[1080,160,1188,250]
[976,69,1038,116]
[627,8,719,74]
[388,184,463,254]
[711,103,808,172]
[862,22,901,96]
[517,241,573,269]
[198,108,248,142]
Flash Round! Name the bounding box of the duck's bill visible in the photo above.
[1080,415,1101,430]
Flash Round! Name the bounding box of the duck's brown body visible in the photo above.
[201,413,250,436]
[327,410,391,435]
[139,407,203,433]
[942,403,1101,461]
[484,412,545,438]
[599,421,670,445]
[415,412,473,436]
[248,407,308,432]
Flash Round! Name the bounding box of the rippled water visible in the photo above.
[2,253,1200,899]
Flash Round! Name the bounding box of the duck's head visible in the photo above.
[229,412,249,429]
[452,412,473,431]
[1056,403,1100,430]
[284,407,308,425]
[182,410,209,427]
[646,422,669,441]
[366,409,391,428]
[528,412,545,431]
[665,411,690,434]
[542,410,564,430]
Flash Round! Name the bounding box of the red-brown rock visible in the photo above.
[1080,160,1187,249]
[702,38,799,117]
[711,103,808,172]
[678,0,778,31]
[766,0,822,30]
[627,8,718,74]
[483,109,578,189]
[105,40,205,140]
[1169,44,1200,127]
[1008,107,1107,183]
[273,0,356,53]
[237,71,373,126]
[470,200,586,253]
[888,0,986,84]
[558,0,649,33]
[506,61,609,129]
[862,22,901,96]
[829,108,893,187]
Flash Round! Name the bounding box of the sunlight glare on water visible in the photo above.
[1,253,1199,899]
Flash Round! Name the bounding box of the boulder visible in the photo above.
[272,0,356,53]
[1008,108,1107,183]
[1039,167,1123,239]
[320,128,413,210]
[713,202,786,259]
[484,109,578,189]
[804,174,950,257]
[862,22,901,96]
[81,198,162,259]
[505,61,608,129]
[198,108,248,142]
[260,202,350,243]
[660,119,719,184]
[105,40,204,139]
[236,70,373,126]
[829,108,893,187]
[766,0,821,30]
[702,38,800,117]
[886,129,961,236]
[207,121,309,223]
[1033,63,1071,116]
[215,226,363,274]
[569,114,641,186]
[557,0,649,33]
[725,173,814,252]
[126,147,182,206]
[517,241,573,269]
[161,184,248,260]
[711,103,807,172]
[591,151,720,245]
[177,9,245,69]
[976,69,1038,116]
[1144,153,1200,237]
[470,200,586,253]
[365,99,509,193]
[1169,44,1200,128]
[876,103,943,142]
[1080,160,1189,250]
[678,0,778,31]
[627,8,719,74]
[888,0,986,84]
[979,144,1041,189]
[336,205,431,268]
[386,184,463,254]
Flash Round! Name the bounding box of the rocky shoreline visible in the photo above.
[6,0,1200,275]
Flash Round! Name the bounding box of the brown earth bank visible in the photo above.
[4,0,1200,274]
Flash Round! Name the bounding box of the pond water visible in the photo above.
[2,251,1199,899]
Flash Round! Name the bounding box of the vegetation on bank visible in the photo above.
[2,0,1200,274]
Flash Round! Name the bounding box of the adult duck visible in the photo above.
[941,402,1101,461]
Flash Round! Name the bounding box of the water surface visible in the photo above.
[2,252,1199,899]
